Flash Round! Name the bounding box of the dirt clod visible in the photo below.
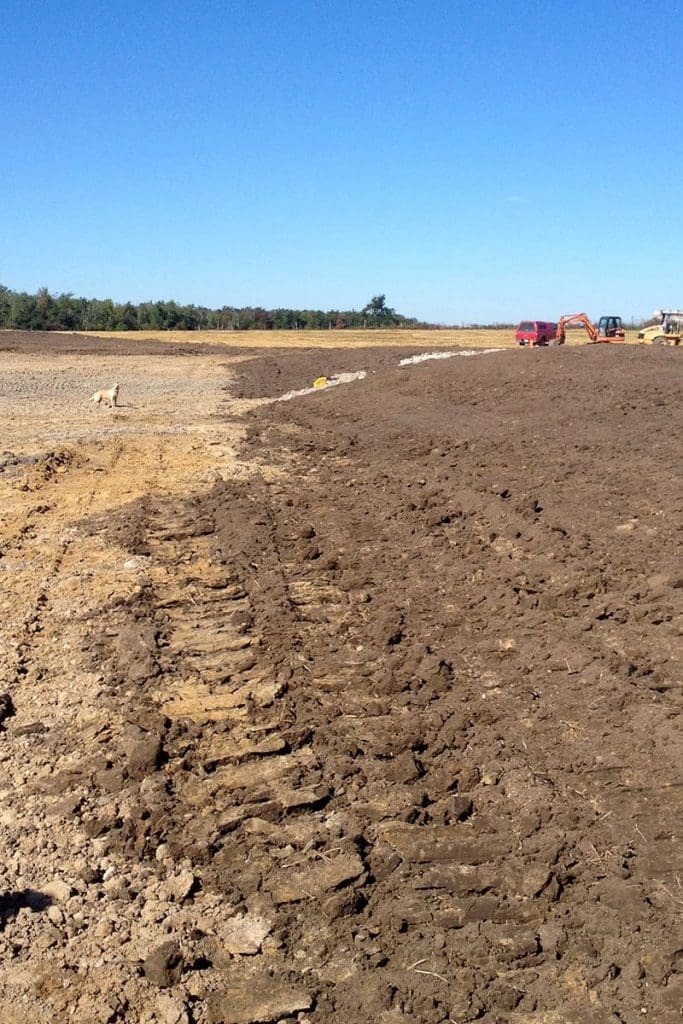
[143,941,184,988]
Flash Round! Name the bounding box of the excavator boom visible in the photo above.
[555,313,597,345]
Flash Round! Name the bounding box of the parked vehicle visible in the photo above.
[515,321,557,347]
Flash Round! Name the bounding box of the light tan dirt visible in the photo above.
[0,343,255,1023]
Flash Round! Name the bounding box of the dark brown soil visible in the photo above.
[0,329,237,358]
[56,346,683,1021]
[227,348,436,399]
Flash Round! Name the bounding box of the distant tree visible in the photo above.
[364,294,386,315]
[13,292,41,330]
[35,287,54,329]
[54,292,83,330]
[119,302,139,330]
[362,294,398,326]
[91,298,117,330]
[0,285,12,327]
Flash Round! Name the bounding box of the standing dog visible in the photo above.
[91,383,120,408]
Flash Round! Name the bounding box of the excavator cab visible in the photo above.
[597,316,624,340]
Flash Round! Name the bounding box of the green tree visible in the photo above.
[362,294,397,326]
[119,302,139,330]
[54,292,83,330]
[0,285,12,327]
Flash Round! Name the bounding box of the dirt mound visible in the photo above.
[227,347,435,399]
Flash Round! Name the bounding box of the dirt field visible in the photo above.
[0,331,681,1024]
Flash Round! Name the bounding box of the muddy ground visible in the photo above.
[0,333,681,1024]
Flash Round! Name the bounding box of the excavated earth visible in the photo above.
[0,332,681,1024]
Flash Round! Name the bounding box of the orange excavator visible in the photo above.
[554,313,625,345]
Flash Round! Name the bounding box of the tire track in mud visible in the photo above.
[170,345,680,1024]
[80,457,680,1024]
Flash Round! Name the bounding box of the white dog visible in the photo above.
[91,383,120,408]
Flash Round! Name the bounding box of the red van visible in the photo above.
[515,321,558,347]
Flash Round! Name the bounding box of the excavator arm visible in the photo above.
[556,313,598,346]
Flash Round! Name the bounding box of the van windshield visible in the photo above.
[518,322,535,332]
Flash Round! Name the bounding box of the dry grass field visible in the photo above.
[74,327,642,350]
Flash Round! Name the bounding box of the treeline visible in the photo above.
[0,285,435,332]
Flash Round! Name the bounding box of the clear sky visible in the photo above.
[2,0,681,324]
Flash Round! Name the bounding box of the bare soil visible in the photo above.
[0,332,681,1024]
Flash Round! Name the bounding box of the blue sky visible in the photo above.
[2,0,681,324]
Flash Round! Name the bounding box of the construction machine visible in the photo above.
[553,313,625,346]
[637,310,682,346]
